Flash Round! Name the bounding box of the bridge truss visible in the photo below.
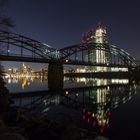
[59,43,137,68]
[0,30,138,68]
[0,30,59,63]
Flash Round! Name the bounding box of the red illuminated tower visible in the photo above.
[82,23,108,45]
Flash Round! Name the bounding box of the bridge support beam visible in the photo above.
[48,62,63,91]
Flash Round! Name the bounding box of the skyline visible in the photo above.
[1,0,140,69]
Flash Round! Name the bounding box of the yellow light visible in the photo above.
[22,78,27,89]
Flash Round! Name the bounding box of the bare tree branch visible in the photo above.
[0,16,15,27]
[0,0,15,30]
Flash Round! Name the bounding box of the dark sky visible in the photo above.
[2,0,140,70]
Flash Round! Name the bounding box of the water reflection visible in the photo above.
[80,84,137,133]
[64,77,129,88]
[12,78,138,135]
[4,75,130,93]
[4,75,47,92]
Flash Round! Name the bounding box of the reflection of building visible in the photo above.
[81,81,137,133]
[82,79,110,133]
[64,77,129,87]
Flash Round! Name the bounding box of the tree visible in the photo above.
[0,64,11,113]
[0,0,14,113]
[0,0,15,30]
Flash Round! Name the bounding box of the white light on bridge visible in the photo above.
[43,43,53,48]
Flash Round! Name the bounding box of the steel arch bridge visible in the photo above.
[59,43,137,68]
[0,30,60,63]
[0,30,138,68]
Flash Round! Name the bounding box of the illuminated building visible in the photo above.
[82,24,129,72]
[94,24,108,44]
[82,24,109,72]
[19,63,31,74]
[5,63,48,89]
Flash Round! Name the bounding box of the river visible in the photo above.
[4,76,140,140]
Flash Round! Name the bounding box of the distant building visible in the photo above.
[19,63,32,74]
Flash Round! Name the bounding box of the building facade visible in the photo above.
[83,24,109,72]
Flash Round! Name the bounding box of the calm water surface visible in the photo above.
[4,76,140,140]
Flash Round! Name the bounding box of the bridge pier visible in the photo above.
[48,62,63,91]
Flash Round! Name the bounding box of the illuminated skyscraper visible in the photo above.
[82,23,108,45]
[94,24,108,44]
[94,24,108,67]
[82,24,108,72]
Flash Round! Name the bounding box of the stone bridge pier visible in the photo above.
[48,61,63,91]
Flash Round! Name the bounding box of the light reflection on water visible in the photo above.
[9,76,139,138]
[4,76,130,93]
[64,77,129,88]
[4,76,48,93]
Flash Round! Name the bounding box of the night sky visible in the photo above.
[2,0,140,70]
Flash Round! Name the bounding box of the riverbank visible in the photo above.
[0,95,109,140]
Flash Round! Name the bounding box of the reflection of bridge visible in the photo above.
[0,30,140,90]
[11,83,131,98]
[11,83,137,114]
[11,83,138,133]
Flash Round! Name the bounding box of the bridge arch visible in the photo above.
[0,30,58,62]
[59,43,137,67]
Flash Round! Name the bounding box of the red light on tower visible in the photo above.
[81,23,108,45]
[81,29,95,45]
